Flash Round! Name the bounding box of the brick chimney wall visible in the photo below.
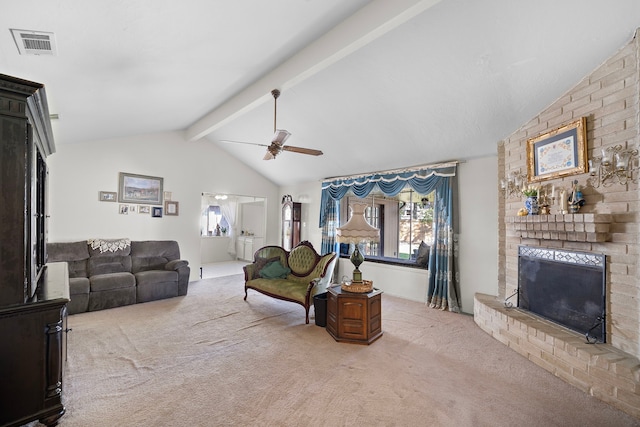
[499,32,640,358]
[477,31,640,417]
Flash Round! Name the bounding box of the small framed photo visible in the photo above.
[119,204,129,215]
[164,191,172,201]
[152,207,163,218]
[165,200,179,216]
[527,117,588,182]
[99,191,117,202]
[128,205,137,213]
[138,205,150,214]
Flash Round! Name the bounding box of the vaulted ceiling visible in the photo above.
[2,0,639,185]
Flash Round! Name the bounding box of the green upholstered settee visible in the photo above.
[243,241,337,324]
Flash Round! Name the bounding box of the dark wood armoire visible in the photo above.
[0,74,69,427]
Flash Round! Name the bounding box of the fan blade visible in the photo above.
[282,145,323,156]
[272,129,291,145]
[263,151,275,160]
[219,139,269,148]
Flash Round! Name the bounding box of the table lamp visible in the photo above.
[336,202,380,282]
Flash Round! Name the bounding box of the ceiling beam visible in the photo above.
[185,0,441,142]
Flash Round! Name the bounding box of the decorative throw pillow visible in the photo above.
[253,256,280,279]
[259,260,291,279]
[416,241,430,268]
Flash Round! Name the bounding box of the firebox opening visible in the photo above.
[517,246,606,343]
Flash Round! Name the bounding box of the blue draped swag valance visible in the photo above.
[319,164,456,228]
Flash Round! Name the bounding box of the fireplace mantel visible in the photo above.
[506,213,611,242]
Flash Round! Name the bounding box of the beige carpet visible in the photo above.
[55,275,639,427]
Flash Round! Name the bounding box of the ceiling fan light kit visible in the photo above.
[222,89,323,160]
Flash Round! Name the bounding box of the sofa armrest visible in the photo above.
[165,259,189,271]
[243,264,256,281]
[311,255,337,294]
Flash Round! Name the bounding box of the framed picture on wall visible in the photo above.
[527,117,588,182]
[118,172,164,205]
[165,200,179,216]
[152,207,163,218]
[138,205,151,214]
[99,191,117,202]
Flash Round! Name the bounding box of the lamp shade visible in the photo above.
[336,202,380,244]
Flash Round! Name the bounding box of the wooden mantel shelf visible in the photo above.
[506,213,611,242]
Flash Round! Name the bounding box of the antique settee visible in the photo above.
[243,241,337,324]
[46,239,190,314]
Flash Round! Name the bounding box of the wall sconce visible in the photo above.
[500,170,526,198]
[588,145,638,187]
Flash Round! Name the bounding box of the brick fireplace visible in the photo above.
[475,31,640,418]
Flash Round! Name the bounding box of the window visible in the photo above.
[201,205,230,236]
[341,187,434,266]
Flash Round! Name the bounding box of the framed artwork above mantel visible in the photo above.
[526,117,588,183]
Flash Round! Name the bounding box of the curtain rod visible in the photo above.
[322,160,462,182]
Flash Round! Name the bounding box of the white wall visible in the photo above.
[280,157,499,314]
[200,237,235,263]
[457,156,499,311]
[47,131,280,281]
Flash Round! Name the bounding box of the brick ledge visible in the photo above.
[506,213,611,241]
[474,293,640,418]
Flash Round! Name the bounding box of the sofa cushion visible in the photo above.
[89,272,135,292]
[69,277,90,295]
[293,252,336,285]
[253,256,280,279]
[259,260,291,279]
[88,255,132,276]
[47,241,90,278]
[131,241,181,273]
[136,280,178,303]
[134,270,178,286]
[252,247,288,267]
[246,278,310,304]
[67,293,89,315]
[135,271,179,303]
[165,259,188,270]
[47,241,89,262]
[287,243,319,276]
[416,241,430,267]
[88,287,136,312]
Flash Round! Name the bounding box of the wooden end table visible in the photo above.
[326,285,382,344]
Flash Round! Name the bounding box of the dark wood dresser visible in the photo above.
[0,264,69,427]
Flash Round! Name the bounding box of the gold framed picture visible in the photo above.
[527,117,587,182]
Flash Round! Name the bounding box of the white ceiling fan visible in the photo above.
[221,89,323,160]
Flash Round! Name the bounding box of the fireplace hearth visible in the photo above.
[517,246,606,343]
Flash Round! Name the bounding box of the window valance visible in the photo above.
[319,163,456,227]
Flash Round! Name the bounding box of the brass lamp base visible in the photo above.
[352,267,362,282]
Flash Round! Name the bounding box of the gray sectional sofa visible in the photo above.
[47,239,190,314]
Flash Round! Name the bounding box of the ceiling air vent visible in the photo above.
[10,29,57,56]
